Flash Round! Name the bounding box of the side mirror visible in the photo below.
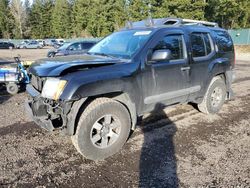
[150,49,172,62]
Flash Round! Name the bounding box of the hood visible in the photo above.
[29,54,123,77]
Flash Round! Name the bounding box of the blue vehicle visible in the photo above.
[47,41,96,57]
[0,57,30,94]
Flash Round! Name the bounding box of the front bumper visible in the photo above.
[25,84,72,132]
[25,98,55,131]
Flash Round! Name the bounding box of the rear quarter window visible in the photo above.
[82,43,95,49]
[213,30,233,53]
[190,33,213,58]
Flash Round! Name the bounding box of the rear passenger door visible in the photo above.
[188,32,216,101]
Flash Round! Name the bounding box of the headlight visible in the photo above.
[41,78,67,100]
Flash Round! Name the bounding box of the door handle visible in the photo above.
[181,66,190,71]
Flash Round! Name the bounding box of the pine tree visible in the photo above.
[29,0,44,38]
[86,0,127,37]
[205,0,250,28]
[10,0,27,38]
[72,0,92,37]
[41,0,54,38]
[150,0,170,18]
[168,0,206,20]
[128,0,149,21]
[23,0,31,38]
[0,0,14,38]
[51,0,72,38]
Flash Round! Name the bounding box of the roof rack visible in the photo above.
[181,18,218,27]
[125,17,218,29]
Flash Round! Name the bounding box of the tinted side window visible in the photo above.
[82,43,95,49]
[191,33,213,58]
[213,30,233,53]
[69,43,81,51]
[191,34,206,57]
[154,35,185,60]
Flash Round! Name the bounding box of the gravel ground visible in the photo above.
[0,48,51,62]
[0,50,250,187]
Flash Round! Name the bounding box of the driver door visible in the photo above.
[68,43,82,55]
[141,32,193,112]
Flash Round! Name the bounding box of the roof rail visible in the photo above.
[124,17,218,29]
[181,18,218,27]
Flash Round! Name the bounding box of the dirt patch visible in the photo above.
[0,48,52,61]
[235,45,250,53]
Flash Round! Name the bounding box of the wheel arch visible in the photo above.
[65,91,137,136]
[214,71,233,99]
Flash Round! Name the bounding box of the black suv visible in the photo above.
[25,18,235,160]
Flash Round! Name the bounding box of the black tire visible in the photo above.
[198,76,226,114]
[6,83,19,95]
[72,98,131,160]
[48,52,55,58]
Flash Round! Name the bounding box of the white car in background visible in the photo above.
[18,40,43,49]
[37,40,45,46]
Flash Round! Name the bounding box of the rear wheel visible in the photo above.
[6,83,19,95]
[198,76,226,114]
[72,98,131,160]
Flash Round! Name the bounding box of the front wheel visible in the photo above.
[48,52,55,58]
[198,76,226,114]
[72,98,131,160]
[6,83,19,95]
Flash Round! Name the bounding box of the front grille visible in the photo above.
[31,75,44,91]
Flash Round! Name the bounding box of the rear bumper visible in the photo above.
[226,69,236,100]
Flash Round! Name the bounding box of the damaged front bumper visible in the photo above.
[25,84,74,134]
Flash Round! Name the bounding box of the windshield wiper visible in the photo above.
[87,52,116,59]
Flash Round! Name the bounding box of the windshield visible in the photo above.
[88,30,153,59]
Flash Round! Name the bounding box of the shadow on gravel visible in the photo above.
[139,103,178,187]
[0,122,41,137]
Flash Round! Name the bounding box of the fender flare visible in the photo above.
[64,92,138,136]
